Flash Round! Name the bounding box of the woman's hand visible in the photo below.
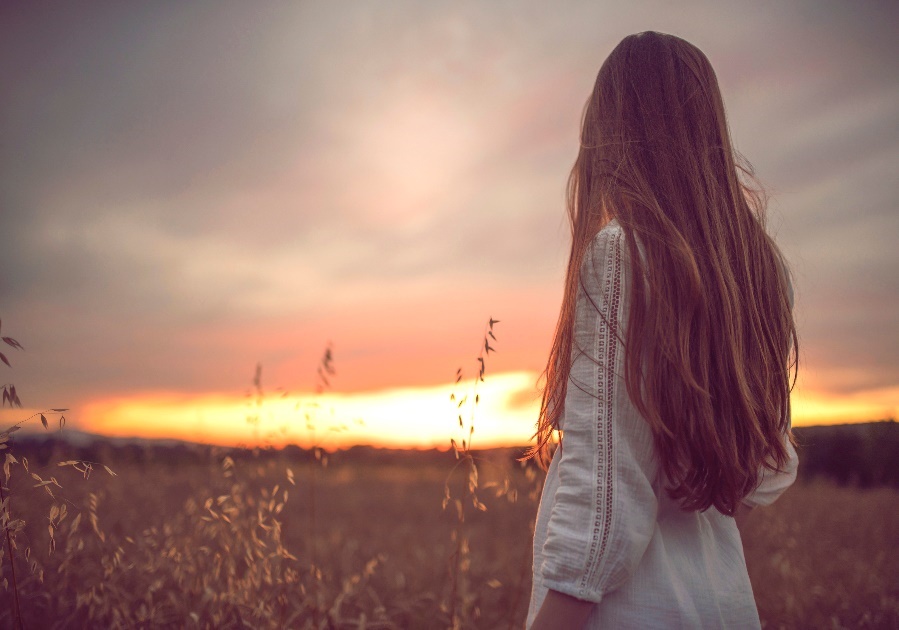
[530,589,595,630]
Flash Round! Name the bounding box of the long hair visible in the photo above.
[527,32,798,516]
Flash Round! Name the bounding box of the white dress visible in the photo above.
[527,221,798,629]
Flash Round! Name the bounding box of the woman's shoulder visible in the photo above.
[589,219,625,249]
[586,219,627,265]
[581,220,629,290]
[600,217,623,235]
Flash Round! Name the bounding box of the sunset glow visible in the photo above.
[790,384,898,427]
[75,371,540,450]
[0,373,882,450]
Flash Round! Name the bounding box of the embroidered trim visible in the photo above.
[580,229,623,594]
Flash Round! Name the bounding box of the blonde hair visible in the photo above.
[527,32,798,516]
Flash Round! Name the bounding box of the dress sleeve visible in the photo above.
[742,436,798,508]
[539,226,659,603]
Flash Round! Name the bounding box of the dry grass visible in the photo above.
[742,480,899,629]
[0,447,896,629]
[1,446,541,628]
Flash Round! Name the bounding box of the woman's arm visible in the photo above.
[532,226,658,624]
[530,589,595,630]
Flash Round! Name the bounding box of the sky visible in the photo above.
[1,1,897,449]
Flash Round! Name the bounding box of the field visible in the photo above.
[1,441,898,629]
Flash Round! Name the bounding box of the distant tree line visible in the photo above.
[9,420,899,489]
[794,420,899,488]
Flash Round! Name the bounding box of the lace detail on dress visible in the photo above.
[581,229,623,592]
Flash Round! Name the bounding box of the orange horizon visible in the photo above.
[2,371,895,451]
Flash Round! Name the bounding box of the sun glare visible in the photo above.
[6,374,891,450]
[790,384,898,426]
[78,371,540,450]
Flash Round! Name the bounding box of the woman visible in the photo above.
[527,32,799,629]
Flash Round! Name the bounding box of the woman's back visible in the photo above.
[527,223,798,629]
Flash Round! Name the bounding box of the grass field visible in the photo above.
[1,443,897,629]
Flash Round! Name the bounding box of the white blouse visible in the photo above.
[527,221,798,629]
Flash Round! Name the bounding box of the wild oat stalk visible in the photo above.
[246,362,264,443]
[305,343,334,623]
[0,319,34,630]
[240,345,364,626]
[0,319,113,630]
[442,317,499,628]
